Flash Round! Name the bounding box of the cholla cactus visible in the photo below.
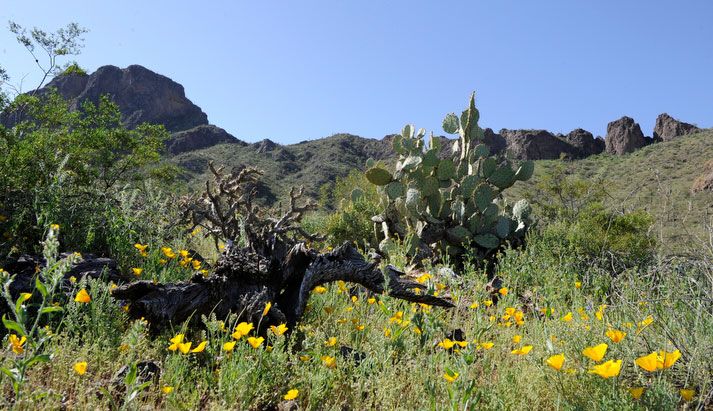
[365,93,533,266]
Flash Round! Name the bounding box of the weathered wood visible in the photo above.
[112,242,454,334]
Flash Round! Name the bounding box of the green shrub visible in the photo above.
[0,91,169,258]
[320,169,380,249]
[530,163,656,271]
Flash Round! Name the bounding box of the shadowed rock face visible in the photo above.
[605,116,645,155]
[167,125,245,155]
[653,113,700,142]
[564,128,605,157]
[500,129,578,160]
[34,65,209,132]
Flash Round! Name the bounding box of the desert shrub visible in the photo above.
[0,91,169,258]
[531,163,656,272]
[320,169,380,249]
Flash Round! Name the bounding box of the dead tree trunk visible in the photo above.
[112,241,453,334]
[111,162,453,333]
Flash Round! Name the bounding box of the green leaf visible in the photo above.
[39,306,63,315]
[0,367,18,381]
[2,316,26,336]
[35,277,48,298]
[25,354,51,368]
[442,113,459,134]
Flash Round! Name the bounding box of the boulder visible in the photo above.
[653,113,700,142]
[563,128,605,157]
[500,129,577,160]
[21,65,208,132]
[605,116,645,155]
[167,124,245,155]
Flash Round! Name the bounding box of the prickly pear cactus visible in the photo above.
[364,93,534,266]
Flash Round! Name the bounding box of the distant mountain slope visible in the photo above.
[172,133,394,202]
[509,130,713,254]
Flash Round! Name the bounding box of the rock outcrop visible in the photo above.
[167,124,244,155]
[692,160,713,193]
[31,65,208,132]
[653,113,700,142]
[605,116,645,155]
[500,129,578,160]
[563,128,606,158]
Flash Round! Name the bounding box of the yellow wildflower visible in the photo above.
[575,281,582,289]
[299,355,311,362]
[178,342,192,354]
[232,322,254,340]
[191,341,207,353]
[416,273,431,284]
[73,361,88,376]
[438,338,456,350]
[511,345,533,355]
[367,297,376,304]
[605,329,626,343]
[661,349,681,368]
[131,267,143,277]
[588,359,622,378]
[168,334,185,351]
[469,302,479,309]
[498,287,508,296]
[262,302,272,317]
[223,341,236,352]
[9,334,26,354]
[582,343,608,362]
[443,370,459,383]
[512,335,522,344]
[313,286,327,294]
[546,354,565,371]
[270,323,289,336]
[161,247,176,259]
[162,386,174,394]
[192,259,202,270]
[389,311,404,324]
[284,389,299,400]
[477,341,494,350]
[325,337,337,347]
[561,312,573,322]
[247,336,264,349]
[629,387,645,400]
[74,289,91,303]
[679,389,695,402]
[483,300,493,307]
[321,355,336,368]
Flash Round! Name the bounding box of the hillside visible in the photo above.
[171,133,394,203]
[510,130,713,254]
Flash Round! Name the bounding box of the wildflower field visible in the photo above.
[1,223,711,410]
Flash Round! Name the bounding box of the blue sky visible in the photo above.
[1,1,712,144]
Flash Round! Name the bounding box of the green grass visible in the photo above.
[2,234,711,410]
